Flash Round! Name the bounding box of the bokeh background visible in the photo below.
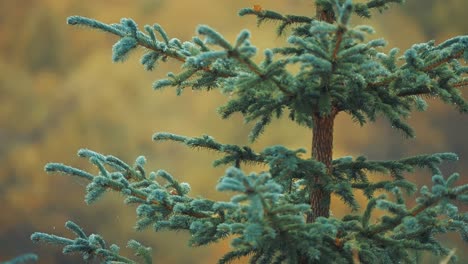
[0,0,467,263]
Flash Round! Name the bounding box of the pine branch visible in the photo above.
[67,16,186,63]
[216,167,317,263]
[333,153,458,202]
[45,150,214,220]
[153,132,265,167]
[367,173,468,236]
[68,16,296,99]
[353,0,405,18]
[231,53,295,97]
[423,50,464,72]
[31,221,151,264]
[67,16,237,91]
[238,7,313,36]
[366,0,404,9]
[453,79,468,88]
[367,40,467,98]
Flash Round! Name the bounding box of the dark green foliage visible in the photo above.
[34,1,468,263]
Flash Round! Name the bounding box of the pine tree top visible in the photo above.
[66,0,468,141]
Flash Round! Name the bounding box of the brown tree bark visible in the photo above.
[307,111,337,223]
[299,4,338,263]
[305,2,338,224]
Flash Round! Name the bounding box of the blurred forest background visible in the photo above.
[0,0,467,263]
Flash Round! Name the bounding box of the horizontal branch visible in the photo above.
[46,161,213,219]
[453,80,468,88]
[67,16,222,75]
[238,7,313,35]
[68,16,294,98]
[368,49,466,97]
[423,50,464,72]
[102,179,212,219]
[368,188,464,236]
[234,55,295,96]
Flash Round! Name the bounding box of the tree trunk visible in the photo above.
[307,112,336,223]
[299,4,337,263]
[305,2,337,224]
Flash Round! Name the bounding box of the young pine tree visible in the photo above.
[31,0,468,263]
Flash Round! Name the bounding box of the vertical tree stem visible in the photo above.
[307,112,336,222]
[305,1,337,224]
